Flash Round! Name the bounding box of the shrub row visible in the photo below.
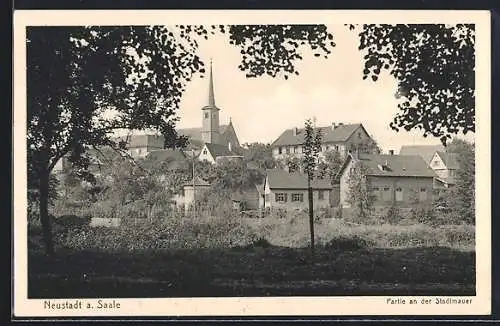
[54,215,259,252]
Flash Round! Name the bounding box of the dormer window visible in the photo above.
[204,113,209,119]
[377,161,391,172]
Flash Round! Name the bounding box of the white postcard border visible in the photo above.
[13,9,492,317]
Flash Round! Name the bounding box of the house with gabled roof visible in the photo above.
[143,149,189,171]
[337,152,437,208]
[429,151,459,188]
[112,134,165,159]
[399,144,445,165]
[270,122,377,161]
[172,176,211,211]
[198,143,244,164]
[263,169,334,210]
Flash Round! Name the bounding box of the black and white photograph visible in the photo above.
[13,10,491,317]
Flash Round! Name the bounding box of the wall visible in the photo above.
[264,188,331,210]
[429,152,454,179]
[240,187,260,210]
[339,158,355,207]
[368,176,434,207]
[90,217,121,228]
[331,184,340,207]
[128,147,150,158]
[339,159,434,208]
[197,146,216,164]
[343,125,374,154]
[272,143,348,161]
[180,185,211,210]
[201,108,220,144]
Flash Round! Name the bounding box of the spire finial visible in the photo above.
[208,59,215,107]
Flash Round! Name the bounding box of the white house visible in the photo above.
[270,123,377,161]
[172,177,211,212]
[198,143,244,165]
[429,151,459,188]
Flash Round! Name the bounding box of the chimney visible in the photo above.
[389,150,394,156]
[293,127,298,136]
[331,122,337,130]
[228,142,232,152]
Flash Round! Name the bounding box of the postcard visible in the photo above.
[13,9,491,318]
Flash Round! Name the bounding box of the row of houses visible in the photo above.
[51,62,461,214]
[171,145,456,213]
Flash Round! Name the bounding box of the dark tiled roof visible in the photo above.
[271,123,362,147]
[355,154,437,178]
[399,144,445,164]
[265,169,333,190]
[205,143,241,158]
[112,134,164,149]
[435,151,460,169]
[144,149,188,170]
[178,125,230,142]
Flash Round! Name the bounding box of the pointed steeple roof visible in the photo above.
[202,59,219,111]
[208,59,216,107]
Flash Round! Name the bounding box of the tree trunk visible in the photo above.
[308,176,315,262]
[39,171,54,256]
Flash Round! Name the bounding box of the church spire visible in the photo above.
[208,59,216,107]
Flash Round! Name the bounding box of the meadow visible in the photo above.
[28,212,475,298]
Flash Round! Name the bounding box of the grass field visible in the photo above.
[28,215,475,298]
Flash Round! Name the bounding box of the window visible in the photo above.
[335,145,339,151]
[275,193,287,202]
[419,188,427,201]
[203,149,207,155]
[318,190,324,200]
[395,187,403,201]
[286,147,290,154]
[294,146,298,153]
[278,147,282,154]
[204,112,209,119]
[291,193,304,202]
[372,187,380,191]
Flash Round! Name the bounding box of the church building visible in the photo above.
[178,60,243,164]
[111,61,243,164]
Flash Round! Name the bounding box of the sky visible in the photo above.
[137,24,475,153]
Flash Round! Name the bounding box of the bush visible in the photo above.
[57,214,259,252]
[249,237,272,248]
[54,214,91,230]
[384,204,401,224]
[324,235,373,251]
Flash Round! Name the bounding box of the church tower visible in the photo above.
[201,60,220,144]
